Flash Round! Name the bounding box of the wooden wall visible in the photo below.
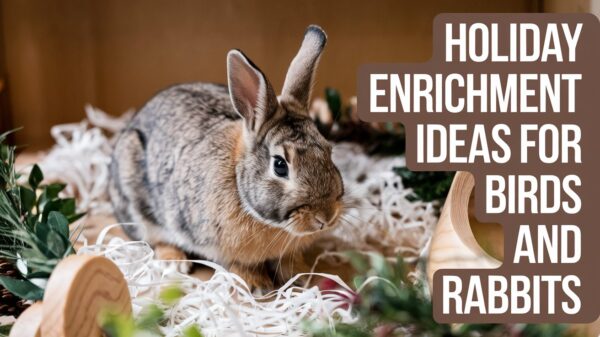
[1,0,539,149]
[0,3,13,144]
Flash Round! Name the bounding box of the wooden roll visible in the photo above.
[427,171,501,288]
[8,302,43,337]
[40,255,132,337]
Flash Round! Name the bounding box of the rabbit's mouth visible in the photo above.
[239,193,341,236]
[284,204,342,237]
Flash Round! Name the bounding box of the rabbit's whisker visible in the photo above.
[229,216,286,267]
[290,240,301,286]
[275,234,295,280]
[340,212,365,223]
[339,216,358,228]
[257,218,297,267]
[343,205,381,212]
[341,215,368,232]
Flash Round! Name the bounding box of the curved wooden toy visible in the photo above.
[426,171,502,287]
[426,171,600,336]
[9,255,131,337]
[9,302,43,337]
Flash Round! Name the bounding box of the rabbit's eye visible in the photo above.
[273,156,288,178]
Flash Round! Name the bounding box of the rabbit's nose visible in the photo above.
[314,216,327,230]
[315,206,340,229]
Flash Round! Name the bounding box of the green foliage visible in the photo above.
[0,276,44,300]
[325,88,342,121]
[0,324,12,337]
[308,322,370,337]
[101,310,137,337]
[101,286,203,337]
[393,168,455,202]
[308,253,576,337]
[318,88,453,202]
[319,89,406,156]
[0,131,83,302]
[28,165,43,191]
[159,285,185,305]
[182,326,204,337]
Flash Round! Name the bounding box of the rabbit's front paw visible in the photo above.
[230,263,274,291]
[154,243,191,274]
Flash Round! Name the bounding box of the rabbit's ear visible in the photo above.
[281,25,327,112]
[227,50,278,133]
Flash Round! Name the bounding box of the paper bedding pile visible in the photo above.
[32,105,439,336]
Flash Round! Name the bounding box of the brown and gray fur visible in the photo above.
[109,26,343,288]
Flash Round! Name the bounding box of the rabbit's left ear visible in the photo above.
[227,49,279,134]
[281,25,327,112]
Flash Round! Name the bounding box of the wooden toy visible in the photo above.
[9,255,131,337]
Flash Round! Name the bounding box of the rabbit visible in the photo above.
[108,25,344,289]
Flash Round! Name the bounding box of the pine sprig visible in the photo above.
[0,131,84,302]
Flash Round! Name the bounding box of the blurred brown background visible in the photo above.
[0,0,596,149]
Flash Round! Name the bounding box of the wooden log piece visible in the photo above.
[8,302,43,337]
[40,255,132,337]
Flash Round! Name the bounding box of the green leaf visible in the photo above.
[67,212,85,224]
[0,145,8,162]
[60,198,76,216]
[159,285,184,305]
[345,251,369,273]
[37,183,67,210]
[35,221,50,242]
[325,87,342,119]
[99,310,136,337]
[19,186,36,214]
[0,128,20,142]
[40,200,60,222]
[369,254,390,279]
[47,211,69,239]
[44,183,66,199]
[23,271,50,279]
[47,230,67,258]
[41,199,76,223]
[18,248,45,266]
[136,304,164,331]
[28,165,43,190]
[0,276,44,301]
[24,214,37,230]
[183,325,203,337]
[0,324,13,337]
[0,189,22,229]
[393,167,455,202]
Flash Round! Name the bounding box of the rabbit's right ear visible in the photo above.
[280,25,327,112]
[227,50,279,135]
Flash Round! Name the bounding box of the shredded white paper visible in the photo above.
[34,105,133,214]
[329,143,437,261]
[37,105,438,336]
[80,224,359,337]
